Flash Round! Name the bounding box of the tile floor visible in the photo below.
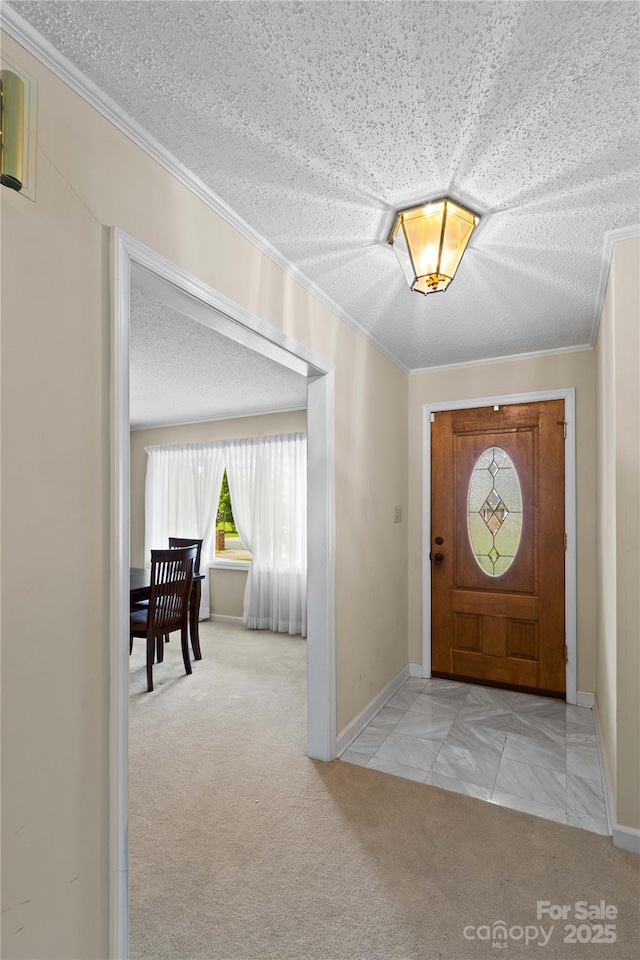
[341,677,610,835]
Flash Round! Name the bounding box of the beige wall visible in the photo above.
[1,34,408,960]
[209,567,249,619]
[595,236,640,834]
[408,349,597,691]
[595,256,618,805]
[130,410,308,566]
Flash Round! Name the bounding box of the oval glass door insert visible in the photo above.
[467,446,522,577]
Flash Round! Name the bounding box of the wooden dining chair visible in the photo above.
[168,537,203,573]
[129,545,196,692]
[168,537,204,659]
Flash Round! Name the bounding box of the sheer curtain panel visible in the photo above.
[144,443,226,619]
[226,433,307,636]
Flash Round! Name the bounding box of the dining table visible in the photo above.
[130,566,205,660]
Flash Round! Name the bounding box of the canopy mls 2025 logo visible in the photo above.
[463,900,618,948]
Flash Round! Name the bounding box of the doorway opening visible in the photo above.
[342,392,602,833]
[110,229,336,956]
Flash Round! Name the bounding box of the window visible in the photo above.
[467,446,522,577]
[215,471,251,562]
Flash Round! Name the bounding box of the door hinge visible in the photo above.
[557,420,567,439]
[565,644,569,664]
[564,532,568,551]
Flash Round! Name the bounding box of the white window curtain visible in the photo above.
[144,442,226,619]
[226,433,307,636]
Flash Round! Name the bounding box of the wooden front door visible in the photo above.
[431,400,566,696]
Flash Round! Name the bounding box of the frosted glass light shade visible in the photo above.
[388,198,478,294]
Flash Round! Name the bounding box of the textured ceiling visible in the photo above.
[129,288,307,428]
[10,1,640,370]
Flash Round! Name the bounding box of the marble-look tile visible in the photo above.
[566,773,606,820]
[502,732,566,772]
[511,694,566,720]
[509,712,566,744]
[371,705,406,731]
[393,712,454,742]
[466,685,517,710]
[456,702,512,731]
[445,719,508,756]
[341,677,608,838]
[566,705,595,736]
[567,743,601,781]
[490,791,567,826]
[375,733,440,771]
[367,757,429,783]
[421,679,472,702]
[349,725,390,756]
[340,749,370,768]
[426,771,492,801]
[407,694,462,722]
[401,677,430,693]
[431,743,500,790]
[566,813,609,836]
[494,758,566,808]
[566,730,598,747]
[386,689,421,711]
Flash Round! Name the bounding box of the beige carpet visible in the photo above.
[129,622,639,960]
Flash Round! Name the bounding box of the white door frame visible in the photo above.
[110,228,336,958]
[421,388,577,703]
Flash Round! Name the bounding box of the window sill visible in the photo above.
[209,559,252,571]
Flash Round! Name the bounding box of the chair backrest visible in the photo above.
[148,545,196,635]
[168,537,203,574]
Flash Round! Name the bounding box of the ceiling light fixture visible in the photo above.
[388,197,479,294]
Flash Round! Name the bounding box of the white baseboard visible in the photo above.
[612,824,640,855]
[593,695,640,854]
[576,690,595,707]
[409,662,425,678]
[210,614,244,624]
[336,664,410,756]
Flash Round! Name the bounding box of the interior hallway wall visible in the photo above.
[0,33,408,960]
[595,253,617,811]
[408,349,597,692]
[595,235,640,837]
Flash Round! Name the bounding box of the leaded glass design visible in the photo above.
[467,446,522,576]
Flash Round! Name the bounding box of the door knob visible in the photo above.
[435,536,444,545]
[434,552,444,563]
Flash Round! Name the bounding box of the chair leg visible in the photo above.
[156,635,164,663]
[130,633,133,655]
[190,582,202,660]
[146,635,155,691]
[181,625,192,676]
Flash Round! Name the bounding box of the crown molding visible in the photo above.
[409,343,593,376]
[590,223,640,348]
[1,4,410,375]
